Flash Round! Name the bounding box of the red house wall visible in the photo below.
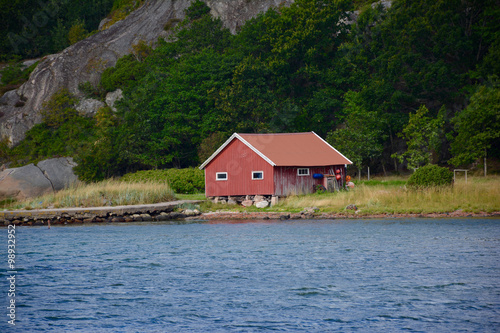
[205,139,274,197]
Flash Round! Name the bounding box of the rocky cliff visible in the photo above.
[0,0,293,146]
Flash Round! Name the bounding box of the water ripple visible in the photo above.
[2,218,499,332]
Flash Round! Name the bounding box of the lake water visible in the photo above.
[1,218,499,332]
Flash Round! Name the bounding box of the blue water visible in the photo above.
[1,219,499,332]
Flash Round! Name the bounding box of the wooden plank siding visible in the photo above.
[204,139,274,197]
[273,166,345,196]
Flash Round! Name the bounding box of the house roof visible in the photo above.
[199,132,352,169]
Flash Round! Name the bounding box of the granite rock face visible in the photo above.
[0,0,294,146]
[0,157,78,200]
[206,0,293,34]
[76,98,106,116]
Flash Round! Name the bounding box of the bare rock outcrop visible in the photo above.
[206,0,293,34]
[0,157,77,200]
[0,0,295,147]
[76,98,106,116]
[105,89,124,112]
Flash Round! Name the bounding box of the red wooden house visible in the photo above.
[199,132,352,198]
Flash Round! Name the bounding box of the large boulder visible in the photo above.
[255,200,269,208]
[0,164,53,200]
[37,157,78,191]
[0,157,78,200]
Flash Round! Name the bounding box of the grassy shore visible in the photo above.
[199,175,500,215]
[276,176,499,214]
[4,179,175,210]
[2,175,499,215]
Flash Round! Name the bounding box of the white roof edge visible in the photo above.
[236,134,276,167]
[312,131,353,165]
[199,133,238,169]
[199,133,276,169]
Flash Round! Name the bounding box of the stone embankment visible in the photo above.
[195,209,499,221]
[0,200,202,226]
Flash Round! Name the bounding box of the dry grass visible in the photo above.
[278,175,500,214]
[9,179,175,210]
[4,175,499,214]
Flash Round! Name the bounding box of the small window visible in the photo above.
[252,171,264,180]
[297,168,310,176]
[216,172,227,181]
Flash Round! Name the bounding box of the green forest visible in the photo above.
[1,0,499,182]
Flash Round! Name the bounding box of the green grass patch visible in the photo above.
[176,193,206,201]
[355,179,407,187]
[121,168,204,194]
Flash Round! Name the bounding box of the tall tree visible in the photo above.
[326,91,385,175]
[393,105,444,170]
[449,79,500,167]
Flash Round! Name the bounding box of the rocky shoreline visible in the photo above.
[2,204,498,227]
[0,200,203,226]
[196,210,500,221]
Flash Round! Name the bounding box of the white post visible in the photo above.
[454,169,468,184]
[484,149,487,177]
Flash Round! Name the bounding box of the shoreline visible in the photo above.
[2,204,498,226]
[197,210,500,221]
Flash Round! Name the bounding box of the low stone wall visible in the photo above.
[0,200,202,226]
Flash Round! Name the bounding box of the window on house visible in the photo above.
[297,168,310,176]
[252,171,264,180]
[216,172,227,181]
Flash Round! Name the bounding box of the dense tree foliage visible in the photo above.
[8,88,96,166]
[2,0,499,180]
[449,78,500,167]
[0,0,116,59]
[393,105,444,171]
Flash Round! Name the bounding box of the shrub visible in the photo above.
[122,168,205,194]
[185,0,211,20]
[407,164,453,188]
[165,168,205,194]
[78,81,105,99]
[0,60,38,86]
[68,20,88,45]
[0,62,23,85]
[100,54,145,92]
[9,116,96,167]
[102,0,146,30]
[40,88,80,127]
